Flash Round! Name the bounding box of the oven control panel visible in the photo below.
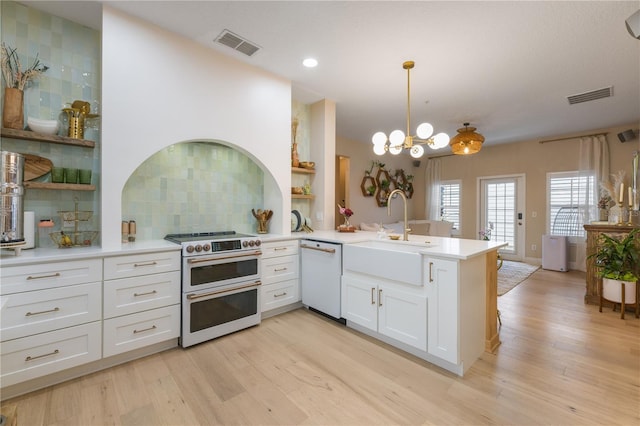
[183,237,261,256]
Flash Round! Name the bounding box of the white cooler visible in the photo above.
[542,235,568,272]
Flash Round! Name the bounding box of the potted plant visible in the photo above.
[589,228,639,317]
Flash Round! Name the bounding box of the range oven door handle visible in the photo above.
[187,250,262,264]
[186,281,262,300]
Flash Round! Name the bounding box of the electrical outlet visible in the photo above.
[531,244,537,251]
[531,211,537,218]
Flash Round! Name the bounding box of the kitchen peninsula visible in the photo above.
[283,230,506,376]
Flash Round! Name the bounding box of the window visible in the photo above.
[547,171,595,239]
[439,180,460,233]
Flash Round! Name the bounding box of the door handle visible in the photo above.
[300,243,336,254]
[371,287,375,305]
[378,289,382,307]
[429,262,434,283]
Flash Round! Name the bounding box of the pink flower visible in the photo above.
[338,204,353,218]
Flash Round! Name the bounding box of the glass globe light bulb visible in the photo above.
[389,130,405,146]
[389,145,402,155]
[416,123,434,140]
[432,132,450,149]
[373,144,386,156]
[410,145,424,158]
[372,132,387,146]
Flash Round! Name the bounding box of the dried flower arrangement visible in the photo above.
[1,43,48,91]
[600,170,627,205]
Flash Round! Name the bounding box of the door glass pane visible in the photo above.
[486,181,515,253]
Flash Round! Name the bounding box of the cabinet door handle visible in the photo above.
[133,325,157,334]
[274,267,288,272]
[429,262,434,283]
[26,349,59,362]
[274,292,288,298]
[134,261,157,267]
[378,289,383,307]
[133,290,158,297]
[25,307,60,316]
[27,272,61,280]
[370,287,375,304]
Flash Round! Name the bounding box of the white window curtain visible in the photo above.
[424,158,441,220]
[576,134,610,270]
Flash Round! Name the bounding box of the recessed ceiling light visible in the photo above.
[303,58,318,68]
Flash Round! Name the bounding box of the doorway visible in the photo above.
[478,174,526,261]
[335,156,350,229]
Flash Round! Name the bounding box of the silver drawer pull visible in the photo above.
[27,272,61,280]
[274,267,288,272]
[274,247,288,251]
[25,307,60,316]
[133,290,158,297]
[134,261,157,267]
[133,325,157,334]
[274,292,288,298]
[300,243,336,254]
[26,349,59,362]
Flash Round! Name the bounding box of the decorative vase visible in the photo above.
[291,142,300,168]
[2,88,24,130]
[343,217,351,228]
[599,209,608,221]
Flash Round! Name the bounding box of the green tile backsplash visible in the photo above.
[122,142,265,240]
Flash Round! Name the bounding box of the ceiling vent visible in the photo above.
[566,86,613,105]
[215,30,260,57]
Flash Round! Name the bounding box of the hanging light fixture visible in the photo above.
[449,122,484,155]
[372,61,450,159]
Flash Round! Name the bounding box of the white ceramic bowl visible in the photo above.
[27,117,59,135]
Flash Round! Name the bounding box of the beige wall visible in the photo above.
[338,122,639,261]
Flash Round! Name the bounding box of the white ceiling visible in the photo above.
[22,1,640,150]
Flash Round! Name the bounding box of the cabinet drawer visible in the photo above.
[261,279,300,312]
[103,251,180,280]
[0,259,102,295]
[261,240,299,258]
[1,282,102,342]
[103,304,180,358]
[0,321,102,387]
[104,271,181,319]
[262,255,299,284]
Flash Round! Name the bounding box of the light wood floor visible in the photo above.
[2,269,639,425]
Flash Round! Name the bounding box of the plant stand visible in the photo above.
[600,278,639,319]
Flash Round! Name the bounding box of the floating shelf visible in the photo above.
[1,127,95,148]
[292,194,315,200]
[291,167,316,174]
[24,182,96,191]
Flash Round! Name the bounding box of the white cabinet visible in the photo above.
[260,240,300,313]
[0,259,103,387]
[103,251,181,357]
[342,272,427,351]
[425,257,459,363]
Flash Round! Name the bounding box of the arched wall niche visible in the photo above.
[121,139,282,240]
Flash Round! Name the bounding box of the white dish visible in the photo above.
[27,117,59,135]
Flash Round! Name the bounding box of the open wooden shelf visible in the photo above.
[1,127,95,148]
[292,194,315,200]
[291,167,316,174]
[24,182,96,191]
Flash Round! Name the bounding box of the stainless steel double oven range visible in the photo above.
[165,231,262,348]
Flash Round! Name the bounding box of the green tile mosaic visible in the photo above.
[122,142,265,240]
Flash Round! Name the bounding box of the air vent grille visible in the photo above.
[566,86,613,105]
[215,30,260,57]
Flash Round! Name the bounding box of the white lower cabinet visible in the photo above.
[425,257,459,364]
[1,321,102,387]
[103,304,180,357]
[342,272,427,351]
[103,251,181,357]
[260,239,300,312]
[0,259,103,390]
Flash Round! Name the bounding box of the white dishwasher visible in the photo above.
[300,239,344,321]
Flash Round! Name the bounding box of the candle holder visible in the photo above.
[616,202,626,226]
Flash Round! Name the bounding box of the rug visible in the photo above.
[498,260,540,296]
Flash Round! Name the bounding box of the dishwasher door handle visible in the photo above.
[300,243,336,254]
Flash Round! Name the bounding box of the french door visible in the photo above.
[478,175,525,261]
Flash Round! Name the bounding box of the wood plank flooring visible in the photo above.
[2,269,639,425]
